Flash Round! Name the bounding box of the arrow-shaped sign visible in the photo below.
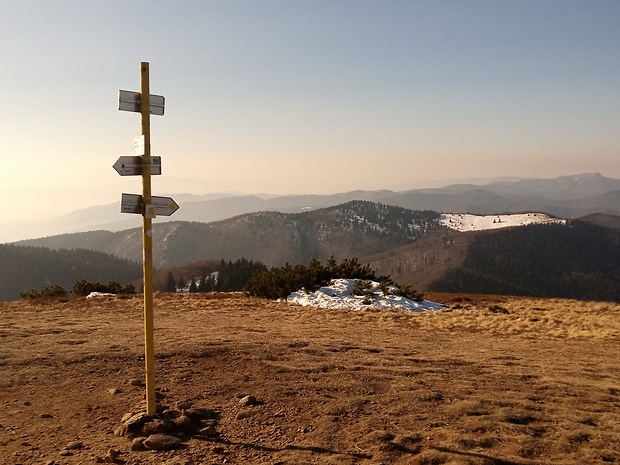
[118,90,165,116]
[121,193,179,217]
[113,156,161,176]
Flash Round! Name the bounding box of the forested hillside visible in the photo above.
[578,213,620,231]
[18,201,442,269]
[362,229,478,291]
[152,201,440,268]
[429,221,620,302]
[0,244,142,301]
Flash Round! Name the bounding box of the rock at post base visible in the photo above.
[143,433,182,450]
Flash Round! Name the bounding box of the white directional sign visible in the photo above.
[121,193,179,217]
[118,90,165,116]
[113,156,161,176]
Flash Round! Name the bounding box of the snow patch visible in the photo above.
[86,292,114,298]
[287,278,444,312]
[440,213,565,232]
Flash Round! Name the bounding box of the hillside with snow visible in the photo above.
[440,212,565,232]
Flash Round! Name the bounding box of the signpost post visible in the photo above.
[140,62,156,418]
[115,62,177,417]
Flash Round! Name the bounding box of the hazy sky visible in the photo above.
[1,1,619,221]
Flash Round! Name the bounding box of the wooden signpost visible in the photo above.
[115,62,177,416]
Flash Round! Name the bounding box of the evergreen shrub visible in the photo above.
[72,279,136,296]
[20,285,68,299]
[21,280,136,299]
[246,256,423,301]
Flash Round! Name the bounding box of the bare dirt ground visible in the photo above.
[1,292,619,465]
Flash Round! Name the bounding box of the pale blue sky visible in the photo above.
[1,1,619,221]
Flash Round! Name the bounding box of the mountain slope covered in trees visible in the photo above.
[428,221,620,302]
[0,244,142,301]
[18,201,442,269]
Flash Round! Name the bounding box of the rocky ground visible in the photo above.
[1,292,619,464]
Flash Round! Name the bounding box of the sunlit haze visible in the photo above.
[1,1,619,224]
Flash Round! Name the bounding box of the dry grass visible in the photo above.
[421,293,620,339]
[1,292,619,464]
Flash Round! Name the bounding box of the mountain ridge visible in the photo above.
[16,201,442,269]
[6,204,620,302]
[3,173,620,243]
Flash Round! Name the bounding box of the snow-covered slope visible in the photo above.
[440,213,565,232]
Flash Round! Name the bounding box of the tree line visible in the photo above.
[162,258,268,293]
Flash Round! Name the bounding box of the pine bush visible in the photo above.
[246,256,423,301]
